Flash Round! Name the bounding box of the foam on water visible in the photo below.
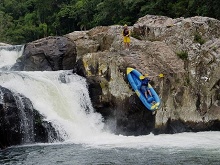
[66,131,220,149]
[17,131,220,150]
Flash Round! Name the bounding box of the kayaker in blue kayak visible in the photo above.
[140,74,152,99]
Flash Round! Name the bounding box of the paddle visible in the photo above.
[140,74,164,80]
[158,73,164,78]
[145,73,164,78]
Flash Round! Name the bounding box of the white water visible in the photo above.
[0,45,23,70]
[0,71,105,141]
[1,46,220,150]
[86,131,220,149]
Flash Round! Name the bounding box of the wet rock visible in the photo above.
[13,36,77,71]
[0,86,61,149]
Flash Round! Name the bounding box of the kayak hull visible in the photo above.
[127,67,161,111]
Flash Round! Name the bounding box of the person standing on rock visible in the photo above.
[122,24,131,50]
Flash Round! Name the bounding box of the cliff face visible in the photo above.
[66,15,220,134]
[133,15,220,132]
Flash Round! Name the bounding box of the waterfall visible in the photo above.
[0,45,104,144]
[0,45,24,71]
[0,71,104,141]
[13,93,34,144]
[0,45,34,143]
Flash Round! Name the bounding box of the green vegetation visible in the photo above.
[212,47,217,51]
[194,32,205,45]
[1,0,220,44]
[185,76,190,86]
[130,32,142,40]
[176,51,188,60]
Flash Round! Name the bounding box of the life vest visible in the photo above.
[123,29,129,36]
[141,78,150,86]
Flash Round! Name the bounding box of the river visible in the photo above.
[1,132,220,165]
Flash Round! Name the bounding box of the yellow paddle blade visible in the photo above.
[159,73,164,78]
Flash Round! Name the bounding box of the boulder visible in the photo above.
[0,86,61,149]
[13,36,77,71]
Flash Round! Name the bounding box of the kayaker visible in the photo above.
[140,74,152,99]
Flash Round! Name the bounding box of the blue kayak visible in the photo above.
[127,67,161,111]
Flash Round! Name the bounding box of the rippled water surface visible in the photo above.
[1,132,220,165]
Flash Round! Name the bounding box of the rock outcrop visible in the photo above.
[13,36,77,71]
[67,15,220,135]
[133,15,220,133]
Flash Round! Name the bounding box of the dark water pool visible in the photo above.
[1,143,220,165]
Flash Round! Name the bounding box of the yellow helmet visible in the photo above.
[124,24,127,27]
[140,75,145,80]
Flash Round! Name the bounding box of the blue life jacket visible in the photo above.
[141,78,150,86]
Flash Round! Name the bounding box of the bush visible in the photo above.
[194,32,205,45]
[176,51,188,60]
[130,32,142,40]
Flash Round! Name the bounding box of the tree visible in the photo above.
[1,0,220,44]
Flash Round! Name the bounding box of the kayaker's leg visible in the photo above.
[148,89,152,97]
[144,91,148,99]
[141,86,148,99]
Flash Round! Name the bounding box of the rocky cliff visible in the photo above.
[65,15,220,135]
